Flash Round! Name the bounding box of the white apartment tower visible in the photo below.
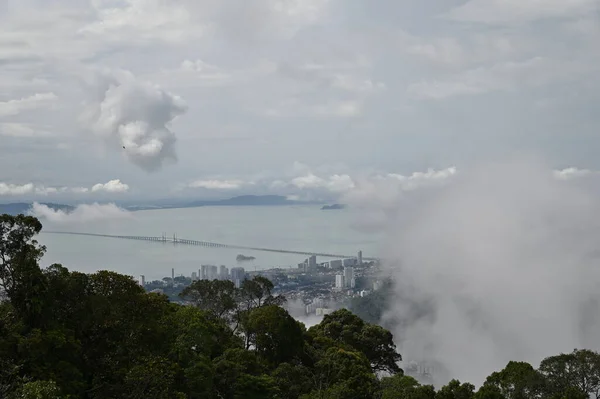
[335,274,345,289]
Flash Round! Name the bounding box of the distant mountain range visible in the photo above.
[0,195,320,215]
[321,204,346,210]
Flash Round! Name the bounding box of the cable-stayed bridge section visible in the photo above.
[42,231,378,261]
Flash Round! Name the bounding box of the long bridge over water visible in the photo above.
[42,231,378,261]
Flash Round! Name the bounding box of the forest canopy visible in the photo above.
[1,214,599,399]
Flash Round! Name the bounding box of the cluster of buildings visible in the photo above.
[297,251,363,291]
[297,251,363,273]
[140,249,383,317]
[140,265,248,290]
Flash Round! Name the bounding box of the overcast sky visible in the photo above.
[1,0,599,202]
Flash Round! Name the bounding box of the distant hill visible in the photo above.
[0,202,74,216]
[184,195,306,208]
[321,204,346,210]
[1,195,318,215]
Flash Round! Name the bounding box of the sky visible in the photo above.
[1,0,600,203]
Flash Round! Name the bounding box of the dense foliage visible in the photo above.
[1,214,599,398]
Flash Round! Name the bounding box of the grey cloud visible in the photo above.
[0,0,599,200]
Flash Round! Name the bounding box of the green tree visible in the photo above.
[18,380,63,399]
[482,361,544,399]
[308,309,402,374]
[239,276,286,311]
[305,347,379,399]
[272,363,314,399]
[123,355,184,399]
[380,375,436,399]
[539,349,600,399]
[0,215,47,327]
[243,305,304,366]
[213,348,275,399]
[180,279,237,319]
[436,379,475,399]
[170,305,240,363]
[473,385,506,399]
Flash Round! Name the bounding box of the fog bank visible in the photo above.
[377,158,600,387]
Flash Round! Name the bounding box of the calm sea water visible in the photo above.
[37,205,383,281]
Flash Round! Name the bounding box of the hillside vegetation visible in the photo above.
[1,214,599,399]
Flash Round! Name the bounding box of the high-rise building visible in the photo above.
[358,251,363,265]
[208,265,218,280]
[329,259,343,269]
[191,272,198,281]
[171,268,175,280]
[335,274,345,289]
[308,255,317,270]
[344,266,354,288]
[230,267,246,288]
[140,275,146,286]
[201,265,218,280]
[343,258,356,267]
[219,265,229,280]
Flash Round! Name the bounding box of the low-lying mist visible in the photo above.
[370,158,600,387]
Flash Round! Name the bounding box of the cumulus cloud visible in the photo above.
[0,182,58,196]
[290,173,355,192]
[0,180,131,197]
[374,158,600,387]
[0,93,58,117]
[343,167,458,210]
[91,179,130,193]
[188,179,245,190]
[83,69,188,172]
[30,202,131,223]
[553,167,596,180]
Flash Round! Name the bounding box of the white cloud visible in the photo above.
[188,179,245,190]
[446,0,596,25]
[0,180,131,196]
[30,202,131,223]
[290,173,355,192]
[0,182,36,196]
[0,182,59,196]
[0,93,57,117]
[553,167,597,180]
[91,179,130,193]
[378,159,600,387]
[82,0,203,44]
[343,167,459,212]
[388,167,458,191]
[82,68,188,172]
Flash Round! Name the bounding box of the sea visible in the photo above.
[37,205,384,281]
